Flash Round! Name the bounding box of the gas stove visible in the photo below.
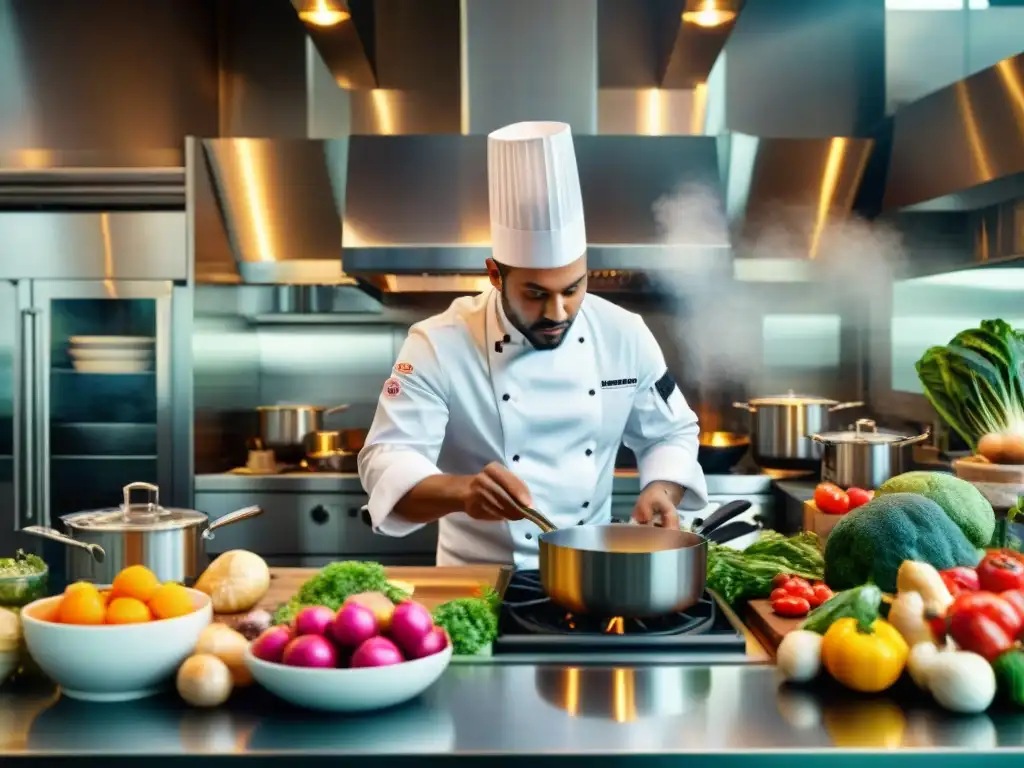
[466,569,760,665]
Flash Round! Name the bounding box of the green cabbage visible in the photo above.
[916,319,1024,451]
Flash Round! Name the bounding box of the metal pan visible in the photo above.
[520,500,753,618]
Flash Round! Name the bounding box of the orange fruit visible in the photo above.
[111,565,160,603]
[105,597,153,624]
[65,581,100,597]
[58,589,107,625]
[99,590,112,604]
[148,583,194,620]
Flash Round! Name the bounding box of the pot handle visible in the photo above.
[324,404,351,416]
[704,520,762,545]
[693,500,752,536]
[202,505,263,541]
[894,429,932,448]
[732,401,755,413]
[827,400,864,413]
[21,526,106,563]
[516,504,558,533]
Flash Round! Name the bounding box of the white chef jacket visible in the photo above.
[357,288,708,568]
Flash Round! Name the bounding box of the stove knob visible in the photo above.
[310,505,330,525]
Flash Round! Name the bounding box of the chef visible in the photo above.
[358,120,708,567]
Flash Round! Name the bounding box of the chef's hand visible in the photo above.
[632,482,682,530]
[464,462,530,522]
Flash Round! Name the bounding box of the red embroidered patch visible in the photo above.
[394,362,414,375]
[383,377,402,398]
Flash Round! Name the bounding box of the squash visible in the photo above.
[888,591,936,647]
[194,550,271,614]
[928,651,996,714]
[896,561,953,614]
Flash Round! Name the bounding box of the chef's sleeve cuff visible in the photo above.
[366,451,443,537]
[637,444,708,511]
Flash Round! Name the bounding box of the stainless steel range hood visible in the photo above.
[882,51,1024,214]
[725,133,875,282]
[341,133,731,292]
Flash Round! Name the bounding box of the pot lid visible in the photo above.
[815,419,913,445]
[61,482,207,532]
[747,390,838,406]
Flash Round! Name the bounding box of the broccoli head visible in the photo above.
[432,597,498,656]
[824,492,981,593]
[877,471,995,548]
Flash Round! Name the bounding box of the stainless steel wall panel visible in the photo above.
[0,212,186,281]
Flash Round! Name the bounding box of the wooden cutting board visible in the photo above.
[744,599,805,654]
[214,565,507,625]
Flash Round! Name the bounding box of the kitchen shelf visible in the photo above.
[50,368,154,375]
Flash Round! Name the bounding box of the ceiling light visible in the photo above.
[682,0,738,28]
[297,0,351,27]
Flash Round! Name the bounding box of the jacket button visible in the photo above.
[502,393,510,401]
[525,533,533,540]
[512,454,520,462]
[578,337,585,343]
[577,520,584,525]
[585,449,593,456]
[503,334,511,343]
[588,389,596,396]
[582,501,590,508]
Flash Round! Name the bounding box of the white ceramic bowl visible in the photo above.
[245,643,453,713]
[69,336,155,349]
[21,588,212,702]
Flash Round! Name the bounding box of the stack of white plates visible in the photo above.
[68,336,155,374]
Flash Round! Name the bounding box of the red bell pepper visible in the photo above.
[940,566,980,597]
[977,552,1024,593]
[948,592,1023,661]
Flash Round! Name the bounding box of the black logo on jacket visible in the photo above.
[601,377,638,390]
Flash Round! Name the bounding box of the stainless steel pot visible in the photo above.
[733,392,863,468]
[812,418,931,489]
[304,427,367,457]
[520,500,753,618]
[257,404,350,461]
[22,481,263,585]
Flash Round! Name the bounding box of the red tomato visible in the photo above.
[1000,589,1024,629]
[769,588,790,603]
[771,573,793,590]
[781,577,810,590]
[948,611,1015,662]
[977,553,1024,593]
[784,582,816,603]
[845,487,874,509]
[772,596,811,618]
[950,591,1023,637]
[814,483,850,515]
[811,584,834,606]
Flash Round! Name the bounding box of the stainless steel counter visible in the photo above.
[4,664,1024,763]
[194,471,775,497]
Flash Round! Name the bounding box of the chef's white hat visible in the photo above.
[487,121,587,269]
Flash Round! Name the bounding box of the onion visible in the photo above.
[251,625,294,664]
[282,634,338,668]
[293,605,335,637]
[177,654,233,708]
[389,601,434,655]
[194,623,252,686]
[350,636,404,668]
[331,602,379,648]
[345,591,396,631]
[407,626,448,659]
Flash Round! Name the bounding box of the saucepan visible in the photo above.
[257,404,350,462]
[520,500,754,618]
[697,431,750,474]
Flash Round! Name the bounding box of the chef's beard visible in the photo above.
[500,290,576,350]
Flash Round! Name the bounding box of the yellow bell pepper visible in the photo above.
[821,617,909,693]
